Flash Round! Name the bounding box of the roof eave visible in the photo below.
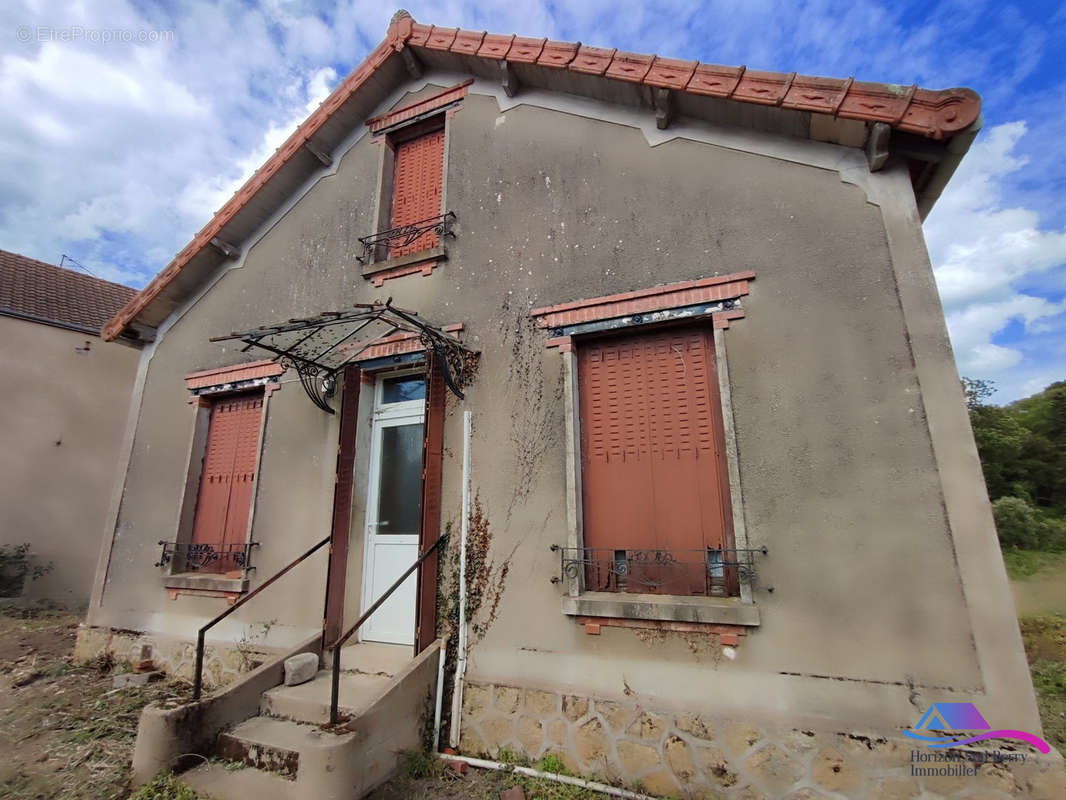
[914,116,983,220]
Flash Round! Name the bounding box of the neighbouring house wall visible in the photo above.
[0,315,138,607]
[82,77,1037,767]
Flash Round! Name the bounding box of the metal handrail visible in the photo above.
[328,534,446,724]
[192,535,332,700]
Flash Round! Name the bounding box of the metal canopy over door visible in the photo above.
[360,374,426,644]
[578,326,734,595]
[190,392,264,572]
[390,127,444,258]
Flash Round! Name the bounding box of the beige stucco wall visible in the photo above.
[84,77,1038,753]
[0,315,137,607]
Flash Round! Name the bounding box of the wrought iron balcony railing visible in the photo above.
[155,540,259,574]
[551,545,767,597]
[356,211,456,263]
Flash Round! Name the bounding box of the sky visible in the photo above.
[2,0,1064,404]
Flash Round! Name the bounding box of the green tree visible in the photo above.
[993,496,1042,549]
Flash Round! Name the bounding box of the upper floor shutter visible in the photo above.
[390,128,445,258]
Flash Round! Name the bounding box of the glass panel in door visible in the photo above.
[375,423,423,536]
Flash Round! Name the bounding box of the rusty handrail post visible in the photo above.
[192,534,332,700]
[328,534,445,725]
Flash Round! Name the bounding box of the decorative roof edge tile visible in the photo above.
[103,9,979,341]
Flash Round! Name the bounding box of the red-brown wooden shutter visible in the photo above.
[190,392,264,571]
[323,365,361,647]
[578,327,734,595]
[390,128,444,258]
[415,353,446,653]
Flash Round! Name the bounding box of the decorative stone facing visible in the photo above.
[73,625,275,691]
[459,681,1066,799]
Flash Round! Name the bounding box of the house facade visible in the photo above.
[0,250,138,607]
[78,12,1062,799]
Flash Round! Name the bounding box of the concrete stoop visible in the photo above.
[134,639,440,800]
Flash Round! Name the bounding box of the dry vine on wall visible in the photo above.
[500,297,564,520]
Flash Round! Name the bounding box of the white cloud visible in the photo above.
[924,122,1066,402]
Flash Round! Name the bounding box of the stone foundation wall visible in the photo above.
[459,681,1066,799]
[73,624,277,690]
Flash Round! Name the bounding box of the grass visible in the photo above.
[129,772,200,800]
[1003,549,1066,580]
[0,608,191,800]
[1019,614,1066,753]
[368,750,609,800]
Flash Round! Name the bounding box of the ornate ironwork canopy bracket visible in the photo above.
[356,211,456,264]
[210,298,478,412]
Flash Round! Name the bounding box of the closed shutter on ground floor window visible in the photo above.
[578,326,734,595]
[190,393,264,568]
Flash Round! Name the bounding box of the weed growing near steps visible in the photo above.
[129,772,200,800]
[377,748,625,800]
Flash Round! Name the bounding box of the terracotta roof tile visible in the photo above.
[451,30,485,55]
[507,36,546,63]
[644,57,697,90]
[537,40,580,68]
[569,45,617,75]
[477,34,514,60]
[606,52,655,83]
[0,249,136,334]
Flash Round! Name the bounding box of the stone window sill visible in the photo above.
[163,573,248,594]
[360,245,447,278]
[561,591,760,627]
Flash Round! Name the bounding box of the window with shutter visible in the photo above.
[389,125,444,258]
[189,392,264,572]
[577,326,736,596]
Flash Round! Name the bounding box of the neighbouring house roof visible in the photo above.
[102,9,982,343]
[0,249,136,335]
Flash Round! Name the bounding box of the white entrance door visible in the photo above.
[360,373,426,645]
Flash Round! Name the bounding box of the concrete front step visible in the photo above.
[261,669,392,724]
[331,640,411,675]
[180,761,296,800]
[216,715,322,778]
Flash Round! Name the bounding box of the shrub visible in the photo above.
[994,497,1042,549]
[993,496,1066,551]
[0,543,53,598]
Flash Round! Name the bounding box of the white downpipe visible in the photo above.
[432,636,448,750]
[448,409,472,748]
[438,753,653,800]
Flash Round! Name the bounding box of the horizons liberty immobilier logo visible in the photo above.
[904,703,1053,778]
[904,701,1051,753]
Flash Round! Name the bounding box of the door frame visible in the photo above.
[359,370,426,644]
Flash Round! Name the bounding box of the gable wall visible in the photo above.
[84,81,1033,735]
